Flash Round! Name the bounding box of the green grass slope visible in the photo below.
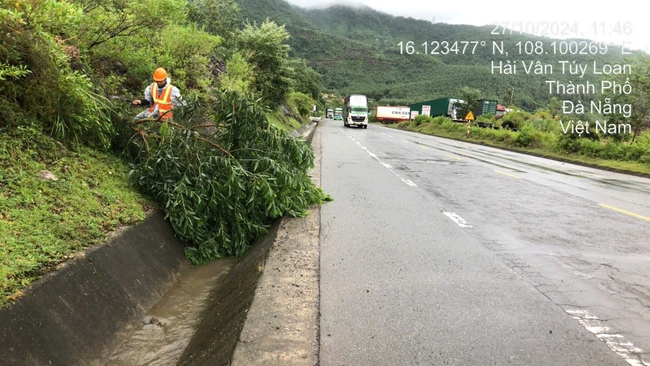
[0,127,151,307]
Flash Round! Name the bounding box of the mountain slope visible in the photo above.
[235,0,636,110]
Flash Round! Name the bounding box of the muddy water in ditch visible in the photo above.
[106,258,238,366]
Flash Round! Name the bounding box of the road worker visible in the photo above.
[132,68,183,120]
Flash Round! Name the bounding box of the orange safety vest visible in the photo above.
[148,83,173,119]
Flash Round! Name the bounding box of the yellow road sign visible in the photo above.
[465,111,474,121]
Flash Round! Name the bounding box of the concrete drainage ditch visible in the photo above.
[0,212,280,366]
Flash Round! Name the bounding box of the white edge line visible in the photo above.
[566,309,649,366]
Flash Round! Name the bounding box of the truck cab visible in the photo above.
[333,108,343,121]
[343,94,368,129]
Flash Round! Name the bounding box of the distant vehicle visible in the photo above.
[410,97,463,120]
[326,108,334,119]
[334,108,343,121]
[473,99,498,119]
[343,94,368,129]
[495,104,507,118]
[376,106,410,124]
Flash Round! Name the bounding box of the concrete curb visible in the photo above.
[291,120,318,143]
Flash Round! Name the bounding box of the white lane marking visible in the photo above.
[342,129,416,187]
[565,309,649,366]
[443,212,473,228]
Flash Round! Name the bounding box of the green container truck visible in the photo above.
[409,98,463,120]
[473,99,498,117]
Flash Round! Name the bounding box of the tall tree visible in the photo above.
[237,20,292,107]
[457,86,481,120]
[76,0,186,49]
[287,58,322,101]
[187,0,240,45]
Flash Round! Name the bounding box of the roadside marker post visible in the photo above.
[465,111,474,138]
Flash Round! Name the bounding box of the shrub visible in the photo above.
[640,154,650,164]
[441,120,466,132]
[286,91,312,118]
[0,1,116,148]
[514,124,541,148]
[489,128,516,145]
[528,118,561,133]
[578,138,603,157]
[431,116,449,125]
[556,133,582,154]
[418,123,437,134]
[397,121,410,129]
[158,24,221,91]
[501,109,530,127]
[636,130,650,145]
[618,143,649,161]
[599,142,621,160]
[411,114,434,127]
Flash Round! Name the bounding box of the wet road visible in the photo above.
[319,120,650,365]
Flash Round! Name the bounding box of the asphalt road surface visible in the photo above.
[319,119,650,366]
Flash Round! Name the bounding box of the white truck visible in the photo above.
[343,94,368,129]
[376,106,410,124]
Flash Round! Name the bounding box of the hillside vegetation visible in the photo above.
[237,0,640,110]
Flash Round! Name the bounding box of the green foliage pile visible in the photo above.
[129,90,330,263]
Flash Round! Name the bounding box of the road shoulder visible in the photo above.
[230,122,322,365]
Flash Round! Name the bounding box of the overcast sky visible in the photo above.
[285,0,649,53]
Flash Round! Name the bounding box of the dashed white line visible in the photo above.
[566,309,649,366]
[342,129,416,187]
[443,212,473,228]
